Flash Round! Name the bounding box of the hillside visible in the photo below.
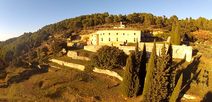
[0,12,212,69]
[0,12,212,101]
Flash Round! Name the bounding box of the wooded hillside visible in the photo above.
[0,12,211,67]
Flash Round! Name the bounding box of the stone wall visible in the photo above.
[138,43,193,62]
[50,59,123,81]
[67,51,90,61]
[84,45,102,52]
[50,59,85,71]
[84,42,193,62]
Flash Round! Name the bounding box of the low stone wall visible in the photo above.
[67,51,90,61]
[84,43,193,62]
[93,68,123,81]
[84,45,101,52]
[50,59,123,81]
[50,59,85,71]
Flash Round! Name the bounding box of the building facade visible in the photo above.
[90,30,142,46]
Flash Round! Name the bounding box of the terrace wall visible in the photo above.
[50,59,123,81]
[67,51,90,61]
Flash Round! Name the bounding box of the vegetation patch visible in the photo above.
[90,46,128,70]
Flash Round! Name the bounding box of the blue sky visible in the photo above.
[0,0,211,41]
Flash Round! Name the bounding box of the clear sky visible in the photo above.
[0,0,211,41]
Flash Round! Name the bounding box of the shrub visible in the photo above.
[75,72,94,82]
[84,61,94,72]
[90,46,127,69]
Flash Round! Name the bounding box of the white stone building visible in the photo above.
[89,22,143,46]
[90,29,142,46]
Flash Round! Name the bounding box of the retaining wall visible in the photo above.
[50,59,123,81]
[50,59,85,71]
[93,68,123,81]
[67,51,90,61]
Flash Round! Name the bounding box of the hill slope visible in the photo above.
[0,12,212,68]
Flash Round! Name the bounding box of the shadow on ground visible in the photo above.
[177,55,201,100]
[0,65,48,88]
[201,91,212,102]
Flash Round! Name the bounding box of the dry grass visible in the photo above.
[180,43,212,101]
[0,67,127,102]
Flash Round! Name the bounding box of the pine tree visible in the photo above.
[143,41,157,102]
[171,22,181,45]
[121,53,138,97]
[169,74,183,102]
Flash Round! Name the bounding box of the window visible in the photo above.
[123,33,125,35]
[116,38,118,41]
[101,38,103,41]
[109,38,111,41]
[116,33,118,35]
[134,33,136,35]
[103,33,105,35]
[134,38,136,42]
[109,33,110,35]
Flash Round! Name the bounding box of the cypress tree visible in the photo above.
[121,53,138,97]
[143,41,157,102]
[134,41,141,73]
[169,74,183,102]
[171,22,181,45]
[143,43,174,102]
[122,41,147,97]
[133,41,141,96]
[135,40,139,53]
[137,43,147,95]
[167,44,176,96]
[167,43,173,65]
[152,44,171,101]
